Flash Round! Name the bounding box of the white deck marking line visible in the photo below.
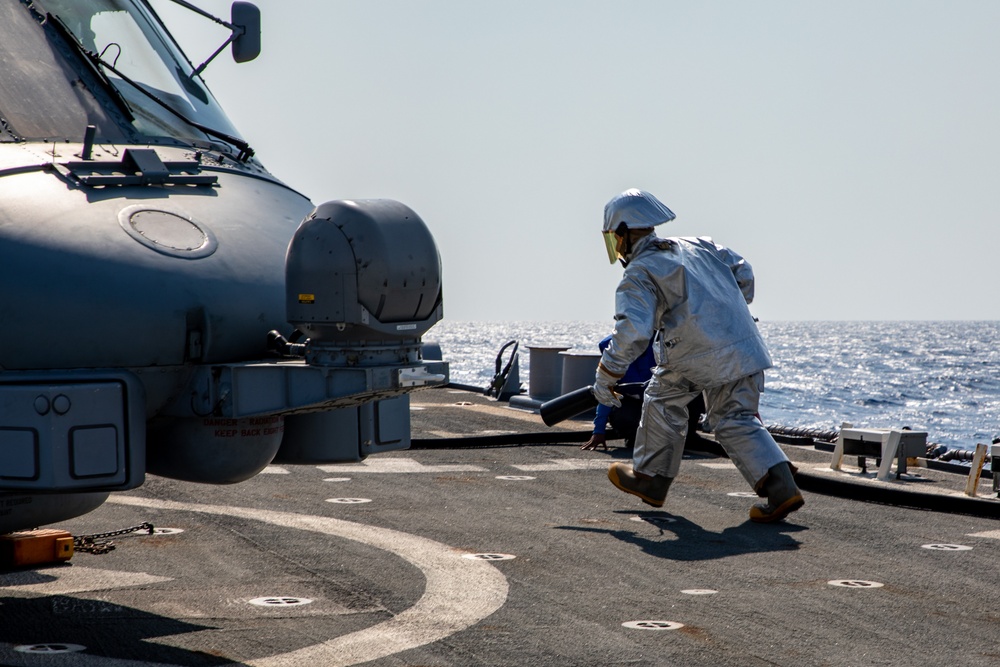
[968,529,1000,540]
[318,458,486,474]
[260,466,290,474]
[0,567,171,596]
[107,496,509,667]
[512,459,612,472]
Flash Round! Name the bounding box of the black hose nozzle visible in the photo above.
[540,386,598,427]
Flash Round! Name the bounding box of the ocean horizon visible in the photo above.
[428,320,999,452]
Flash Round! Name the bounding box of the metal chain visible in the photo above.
[73,522,155,555]
[0,116,23,142]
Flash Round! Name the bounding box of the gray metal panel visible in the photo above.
[70,426,120,478]
[275,395,412,464]
[0,156,313,371]
[371,396,409,448]
[0,428,38,480]
[0,371,144,492]
[274,409,362,464]
[177,361,447,419]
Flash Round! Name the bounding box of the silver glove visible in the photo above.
[592,364,622,408]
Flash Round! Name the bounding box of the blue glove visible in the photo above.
[592,364,622,408]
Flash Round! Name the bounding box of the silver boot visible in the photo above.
[608,462,673,507]
[749,462,804,523]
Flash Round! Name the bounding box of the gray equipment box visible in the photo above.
[0,373,145,492]
[276,395,411,464]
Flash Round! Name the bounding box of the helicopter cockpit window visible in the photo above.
[0,1,129,143]
[1,0,242,152]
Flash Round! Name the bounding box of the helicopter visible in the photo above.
[0,0,447,534]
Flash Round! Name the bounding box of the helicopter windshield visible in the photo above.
[0,0,242,150]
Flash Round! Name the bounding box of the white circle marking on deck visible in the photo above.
[495,475,535,481]
[462,553,516,561]
[107,495,509,667]
[14,644,86,654]
[147,527,184,536]
[828,580,884,588]
[681,589,717,595]
[622,620,684,631]
[325,498,372,504]
[921,543,973,551]
[726,492,758,498]
[323,477,352,482]
[249,597,313,607]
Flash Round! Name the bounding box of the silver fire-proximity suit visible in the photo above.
[599,232,790,490]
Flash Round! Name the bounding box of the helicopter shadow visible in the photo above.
[0,592,244,666]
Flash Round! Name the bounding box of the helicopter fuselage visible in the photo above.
[0,0,447,534]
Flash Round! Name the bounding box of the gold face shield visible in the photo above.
[602,229,623,264]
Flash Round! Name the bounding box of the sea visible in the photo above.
[428,320,1000,452]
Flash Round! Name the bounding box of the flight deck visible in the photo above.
[1,387,998,666]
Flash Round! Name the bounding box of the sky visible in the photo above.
[151,0,1000,322]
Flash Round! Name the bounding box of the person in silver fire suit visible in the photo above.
[592,188,803,523]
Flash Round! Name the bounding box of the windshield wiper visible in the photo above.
[47,13,136,124]
[47,13,255,163]
[96,56,255,162]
